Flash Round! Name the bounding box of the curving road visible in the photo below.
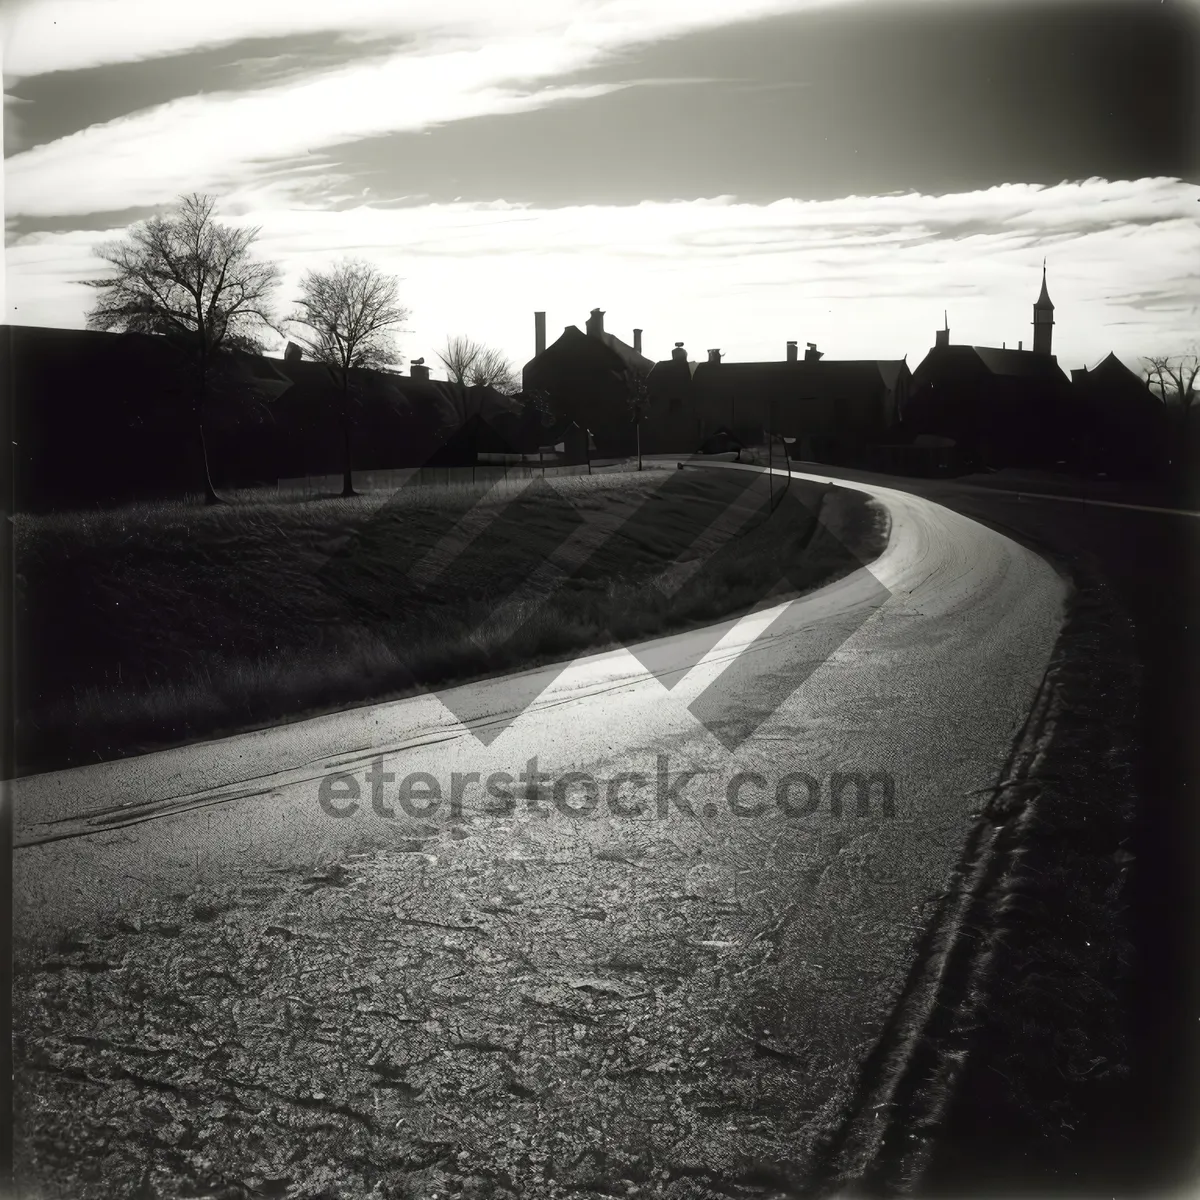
[13,466,1069,1189]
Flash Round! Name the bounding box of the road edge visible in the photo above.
[799,539,1140,1196]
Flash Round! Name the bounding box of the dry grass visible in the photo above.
[16,468,884,773]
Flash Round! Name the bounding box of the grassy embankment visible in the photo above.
[16,467,885,773]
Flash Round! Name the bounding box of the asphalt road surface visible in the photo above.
[13,468,1069,1192]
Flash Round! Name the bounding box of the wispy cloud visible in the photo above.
[8,178,1198,371]
[1,0,931,217]
[4,68,630,216]
[1,0,859,79]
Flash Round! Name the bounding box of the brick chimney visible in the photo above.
[804,343,823,362]
[586,308,605,337]
[671,341,687,363]
[535,311,546,356]
[707,349,722,364]
[786,340,798,363]
[633,328,643,355]
[409,356,430,381]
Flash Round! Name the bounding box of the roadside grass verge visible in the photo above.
[16,468,885,773]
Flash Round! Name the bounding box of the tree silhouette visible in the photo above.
[83,193,281,504]
[614,365,652,471]
[437,335,519,393]
[1144,349,1200,413]
[1145,348,1200,490]
[287,258,409,497]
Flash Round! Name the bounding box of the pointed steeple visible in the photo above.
[1035,259,1054,311]
[1032,260,1055,355]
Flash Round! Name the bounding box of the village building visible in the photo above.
[904,269,1075,468]
[9,266,1175,505]
[521,309,655,456]
[1071,352,1165,478]
[644,339,910,464]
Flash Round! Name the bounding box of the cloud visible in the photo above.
[2,0,835,218]
[8,177,1198,373]
[0,0,918,218]
[4,65,631,216]
[2,0,855,79]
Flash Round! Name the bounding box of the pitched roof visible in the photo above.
[592,329,654,374]
[912,343,1072,391]
[1074,352,1158,408]
[1085,351,1145,383]
[875,359,910,391]
[523,322,655,377]
[972,346,1068,380]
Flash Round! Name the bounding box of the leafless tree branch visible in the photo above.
[437,335,519,393]
[1143,349,1200,410]
[81,192,283,502]
[286,257,410,496]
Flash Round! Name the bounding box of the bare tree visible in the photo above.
[613,365,652,471]
[287,258,409,497]
[83,193,281,504]
[473,344,520,393]
[1144,349,1200,413]
[436,335,478,387]
[437,335,519,392]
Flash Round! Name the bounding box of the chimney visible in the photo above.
[633,328,643,355]
[804,342,823,362]
[409,356,430,381]
[283,341,303,363]
[707,349,722,364]
[1018,340,1023,351]
[535,311,546,356]
[586,308,605,337]
[786,340,798,363]
[671,341,687,363]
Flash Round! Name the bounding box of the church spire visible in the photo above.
[1036,259,1053,309]
[1032,260,1055,355]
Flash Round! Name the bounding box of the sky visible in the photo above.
[3,0,1198,375]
